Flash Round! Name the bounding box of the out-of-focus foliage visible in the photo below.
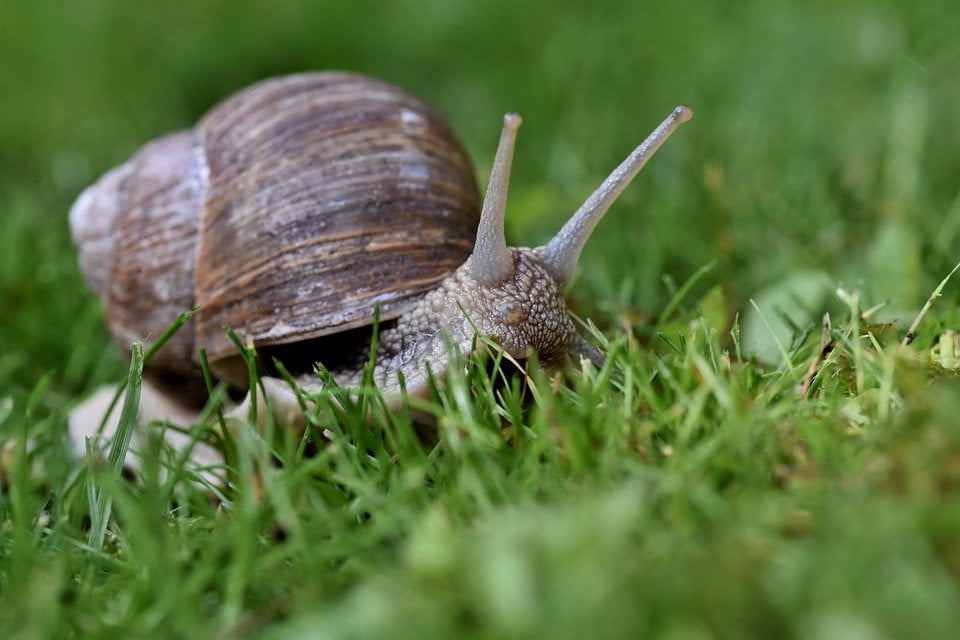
[2,0,960,638]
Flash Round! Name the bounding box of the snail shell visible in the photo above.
[71,72,479,397]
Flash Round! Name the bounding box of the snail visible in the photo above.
[68,72,691,443]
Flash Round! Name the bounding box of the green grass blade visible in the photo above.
[87,342,144,552]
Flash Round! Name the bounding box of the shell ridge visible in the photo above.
[84,72,480,369]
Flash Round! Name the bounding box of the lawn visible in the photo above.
[2,0,960,637]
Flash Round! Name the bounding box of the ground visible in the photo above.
[1,0,960,637]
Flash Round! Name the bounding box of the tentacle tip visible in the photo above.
[503,112,522,130]
[673,105,693,124]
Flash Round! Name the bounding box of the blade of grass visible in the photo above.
[144,307,199,361]
[657,260,716,326]
[224,326,258,424]
[902,258,960,346]
[87,342,143,552]
[748,299,796,374]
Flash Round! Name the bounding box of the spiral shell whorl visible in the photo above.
[71,130,207,399]
[70,163,131,298]
[193,72,480,360]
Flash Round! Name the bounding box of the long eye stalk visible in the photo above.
[540,106,692,288]
[470,113,522,286]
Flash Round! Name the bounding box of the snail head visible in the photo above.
[467,106,693,365]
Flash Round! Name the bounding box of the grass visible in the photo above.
[2,0,960,637]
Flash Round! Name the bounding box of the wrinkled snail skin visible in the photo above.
[68,71,692,460]
[315,250,578,390]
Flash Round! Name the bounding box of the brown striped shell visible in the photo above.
[70,72,480,396]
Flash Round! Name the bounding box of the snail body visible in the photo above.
[69,71,691,430]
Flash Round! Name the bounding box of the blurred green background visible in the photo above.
[3,2,960,638]
[1,0,958,392]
